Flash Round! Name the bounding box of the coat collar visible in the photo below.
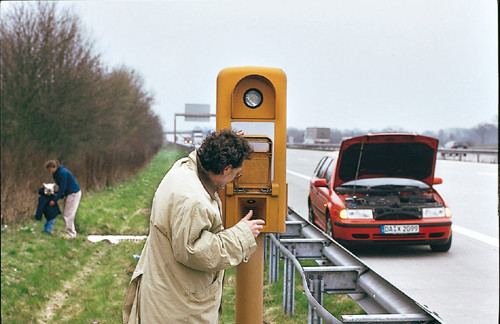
[194,152,217,201]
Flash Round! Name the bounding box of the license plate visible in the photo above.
[381,225,419,234]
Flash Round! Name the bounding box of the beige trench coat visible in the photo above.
[123,151,257,323]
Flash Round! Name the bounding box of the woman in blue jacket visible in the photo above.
[45,160,81,239]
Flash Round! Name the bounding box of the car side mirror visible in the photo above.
[313,179,328,187]
[433,177,443,185]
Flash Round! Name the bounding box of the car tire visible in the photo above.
[308,200,315,224]
[326,213,334,238]
[430,233,452,252]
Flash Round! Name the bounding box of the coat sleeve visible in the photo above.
[35,195,46,221]
[53,171,67,202]
[170,202,257,272]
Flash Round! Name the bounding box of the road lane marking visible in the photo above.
[286,169,310,180]
[287,169,499,248]
[452,225,499,248]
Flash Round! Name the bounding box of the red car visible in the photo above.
[308,133,452,252]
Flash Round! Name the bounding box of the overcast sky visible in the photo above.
[3,0,498,133]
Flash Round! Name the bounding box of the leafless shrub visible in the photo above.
[1,2,164,223]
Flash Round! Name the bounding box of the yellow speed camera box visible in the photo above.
[217,67,287,233]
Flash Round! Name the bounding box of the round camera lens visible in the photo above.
[243,89,263,108]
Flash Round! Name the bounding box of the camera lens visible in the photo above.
[243,89,263,109]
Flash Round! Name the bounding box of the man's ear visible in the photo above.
[222,165,232,175]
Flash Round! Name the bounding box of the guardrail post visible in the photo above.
[269,234,279,283]
[274,236,280,282]
[264,234,268,263]
[308,274,324,324]
[283,247,295,316]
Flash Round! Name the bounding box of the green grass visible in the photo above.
[1,146,363,323]
[77,148,186,236]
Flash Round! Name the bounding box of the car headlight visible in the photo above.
[422,207,446,218]
[345,209,373,219]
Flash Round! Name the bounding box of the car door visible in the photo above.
[316,159,335,228]
[310,157,332,228]
[310,157,326,224]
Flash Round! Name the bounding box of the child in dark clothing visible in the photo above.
[35,184,61,234]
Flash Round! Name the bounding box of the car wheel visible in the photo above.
[308,200,315,224]
[430,233,452,252]
[325,214,334,238]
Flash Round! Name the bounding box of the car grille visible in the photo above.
[373,207,421,220]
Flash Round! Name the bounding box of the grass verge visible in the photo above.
[1,146,363,323]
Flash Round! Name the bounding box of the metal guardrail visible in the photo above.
[287,143,341,151]
[173,142,197,151]
[266,207,444,324]
[287,143,498,163]
[437,148,498,163]
[173,141,498,163]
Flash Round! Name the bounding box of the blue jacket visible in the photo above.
[52,165,80,202]
[35,188,61,221]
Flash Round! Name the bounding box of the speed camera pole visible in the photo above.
[235,235,265,323]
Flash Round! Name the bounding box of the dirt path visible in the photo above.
[36,249,105,323]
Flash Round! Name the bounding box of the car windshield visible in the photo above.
[336,177,430,192]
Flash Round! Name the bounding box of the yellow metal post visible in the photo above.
[235,235,264,324]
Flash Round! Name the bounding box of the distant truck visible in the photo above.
[304,127,330,144]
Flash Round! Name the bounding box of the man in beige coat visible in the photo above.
[123,129,265,323]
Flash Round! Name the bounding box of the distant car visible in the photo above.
[308,133,452,252]
[184,137,192,144]
[444,141,468,149]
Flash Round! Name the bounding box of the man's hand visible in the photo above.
[240,210,265,238]
[49,200,55,206]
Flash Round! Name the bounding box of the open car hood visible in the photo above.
[334,134,439,188]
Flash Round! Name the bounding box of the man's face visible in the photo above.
[216,165,243,190]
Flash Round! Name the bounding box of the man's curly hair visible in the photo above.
[197,129,253,174]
